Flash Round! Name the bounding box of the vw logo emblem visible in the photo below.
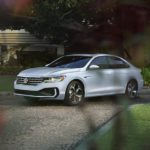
[24,78,28,84]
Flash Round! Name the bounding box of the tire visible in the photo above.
[64,81,84,106]
[126,80,138,99]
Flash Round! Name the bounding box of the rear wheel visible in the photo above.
[65,81,84,106]
[126,80,138,99]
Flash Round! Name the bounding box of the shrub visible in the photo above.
[0,66,23,75]
[142,67,150,86]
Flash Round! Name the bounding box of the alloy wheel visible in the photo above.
[126,80,138,99]
[65,81,84,105]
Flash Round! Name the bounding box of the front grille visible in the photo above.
[16,77,43,85]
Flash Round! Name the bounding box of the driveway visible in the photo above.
[0,93,149,150]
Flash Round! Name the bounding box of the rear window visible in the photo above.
[108,57,130,69]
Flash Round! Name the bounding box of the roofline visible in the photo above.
[65,53,122,58]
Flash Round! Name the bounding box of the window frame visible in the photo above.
[87,56,110,70]
[87,55,130,70]
[107,56,130,69]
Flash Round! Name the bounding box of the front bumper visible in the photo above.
[14,88,58,98]
[14,80,67,100]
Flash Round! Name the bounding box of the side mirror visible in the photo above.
[89,65,99,69]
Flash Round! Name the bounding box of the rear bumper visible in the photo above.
[138,79,144,92]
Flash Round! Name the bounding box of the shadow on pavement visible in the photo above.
[0,95,118,107]
[0,94,149,107]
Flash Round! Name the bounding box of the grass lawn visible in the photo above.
[75,104,150,150]
[0,76,16,92]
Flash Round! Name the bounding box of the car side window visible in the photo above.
[108,56,129,69]
[90,56,109,69]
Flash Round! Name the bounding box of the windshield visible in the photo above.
[48,56,92,68]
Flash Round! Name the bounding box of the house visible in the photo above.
[0,29,64,65]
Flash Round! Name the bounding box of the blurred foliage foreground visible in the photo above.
[75,104,150,150]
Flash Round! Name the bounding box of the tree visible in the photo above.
[0,0,118,44]
[0,0,150,54]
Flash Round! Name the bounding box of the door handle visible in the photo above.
[84,76,92,78]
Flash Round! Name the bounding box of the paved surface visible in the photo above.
[0,93,149,150]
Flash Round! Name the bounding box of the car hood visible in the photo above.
[17,67,81,77]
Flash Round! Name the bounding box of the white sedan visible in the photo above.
[14,54,144,105]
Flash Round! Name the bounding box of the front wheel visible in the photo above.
[126,80,138,99]
[64,81,84,106]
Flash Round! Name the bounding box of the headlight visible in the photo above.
[43,75,66,83]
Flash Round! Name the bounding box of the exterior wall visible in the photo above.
[0,29,47,44]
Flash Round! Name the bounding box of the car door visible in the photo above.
[85,56,115,97]
[107,56,130,93]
